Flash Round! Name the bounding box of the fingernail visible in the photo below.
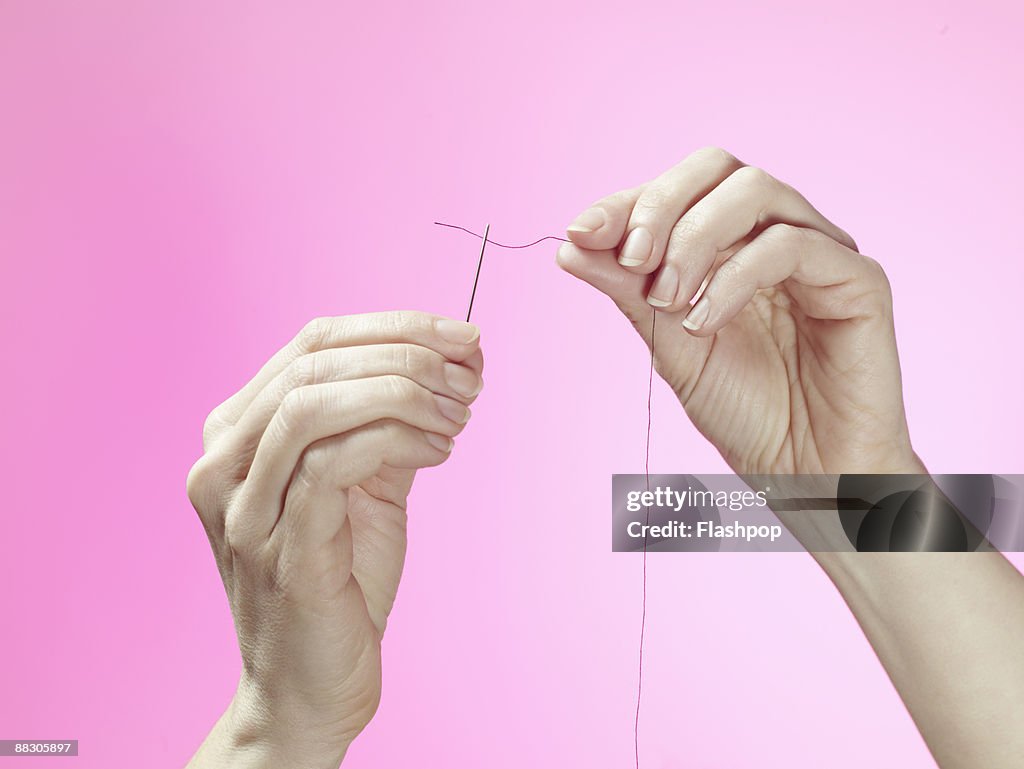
[646,265,678,308]
[682,297,710,331]
[425,432,454,452]
[436,319,480,345]
[619,227,652,267]
[434,393,471,424]
[567,208,605,234]
[443,362,482,398]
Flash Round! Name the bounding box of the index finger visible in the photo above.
[208,312,481,434]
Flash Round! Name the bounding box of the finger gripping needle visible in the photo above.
[466,223,490,322]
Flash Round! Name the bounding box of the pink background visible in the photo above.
[2,1,1022,767]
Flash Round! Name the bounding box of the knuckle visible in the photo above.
[690,145,737,167]
[803,226,842,251]
[712,257,745,287]
[762,221,804,245]
[285,352,319,390]
[201,408,224,448]
[222,507,259,555]
[730,164,774,192]
[399,344,432,379]
[632,186,673,218]
[669,210,711,248]
[297,316,330,352]
[837,261,892,319]
[383,373,419,404]
[295,441,334,487]
[862,255,893,298]
[279,364,310,401]
[384,310,423,339]
[187,454,232,540]
[839,228,860,252]
[383,418,410,441]
[376,373,402,403]
[863,254,887,279]
[186,456,215,509]
[277,386,316,432]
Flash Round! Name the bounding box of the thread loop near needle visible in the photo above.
[438,220,568,321]
[435,221,570,249]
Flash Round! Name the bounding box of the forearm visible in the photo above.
[816,550,1024,769]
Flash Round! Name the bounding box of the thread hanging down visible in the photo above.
[636,311,656,769]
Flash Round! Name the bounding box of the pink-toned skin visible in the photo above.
[2,2,1023,768]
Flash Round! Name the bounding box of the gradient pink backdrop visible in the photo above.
[1,1,1022,767]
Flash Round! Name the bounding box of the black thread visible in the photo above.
[435,221,570,249]
[635,311,655,769]
[440,216,657,766]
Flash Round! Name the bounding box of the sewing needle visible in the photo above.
[465,223,490,322]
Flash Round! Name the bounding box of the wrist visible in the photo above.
[190,682,350,769]
[763,454,930,560]
[881,451,928,476]
[809,456,937,581]
[234,677,352,769]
